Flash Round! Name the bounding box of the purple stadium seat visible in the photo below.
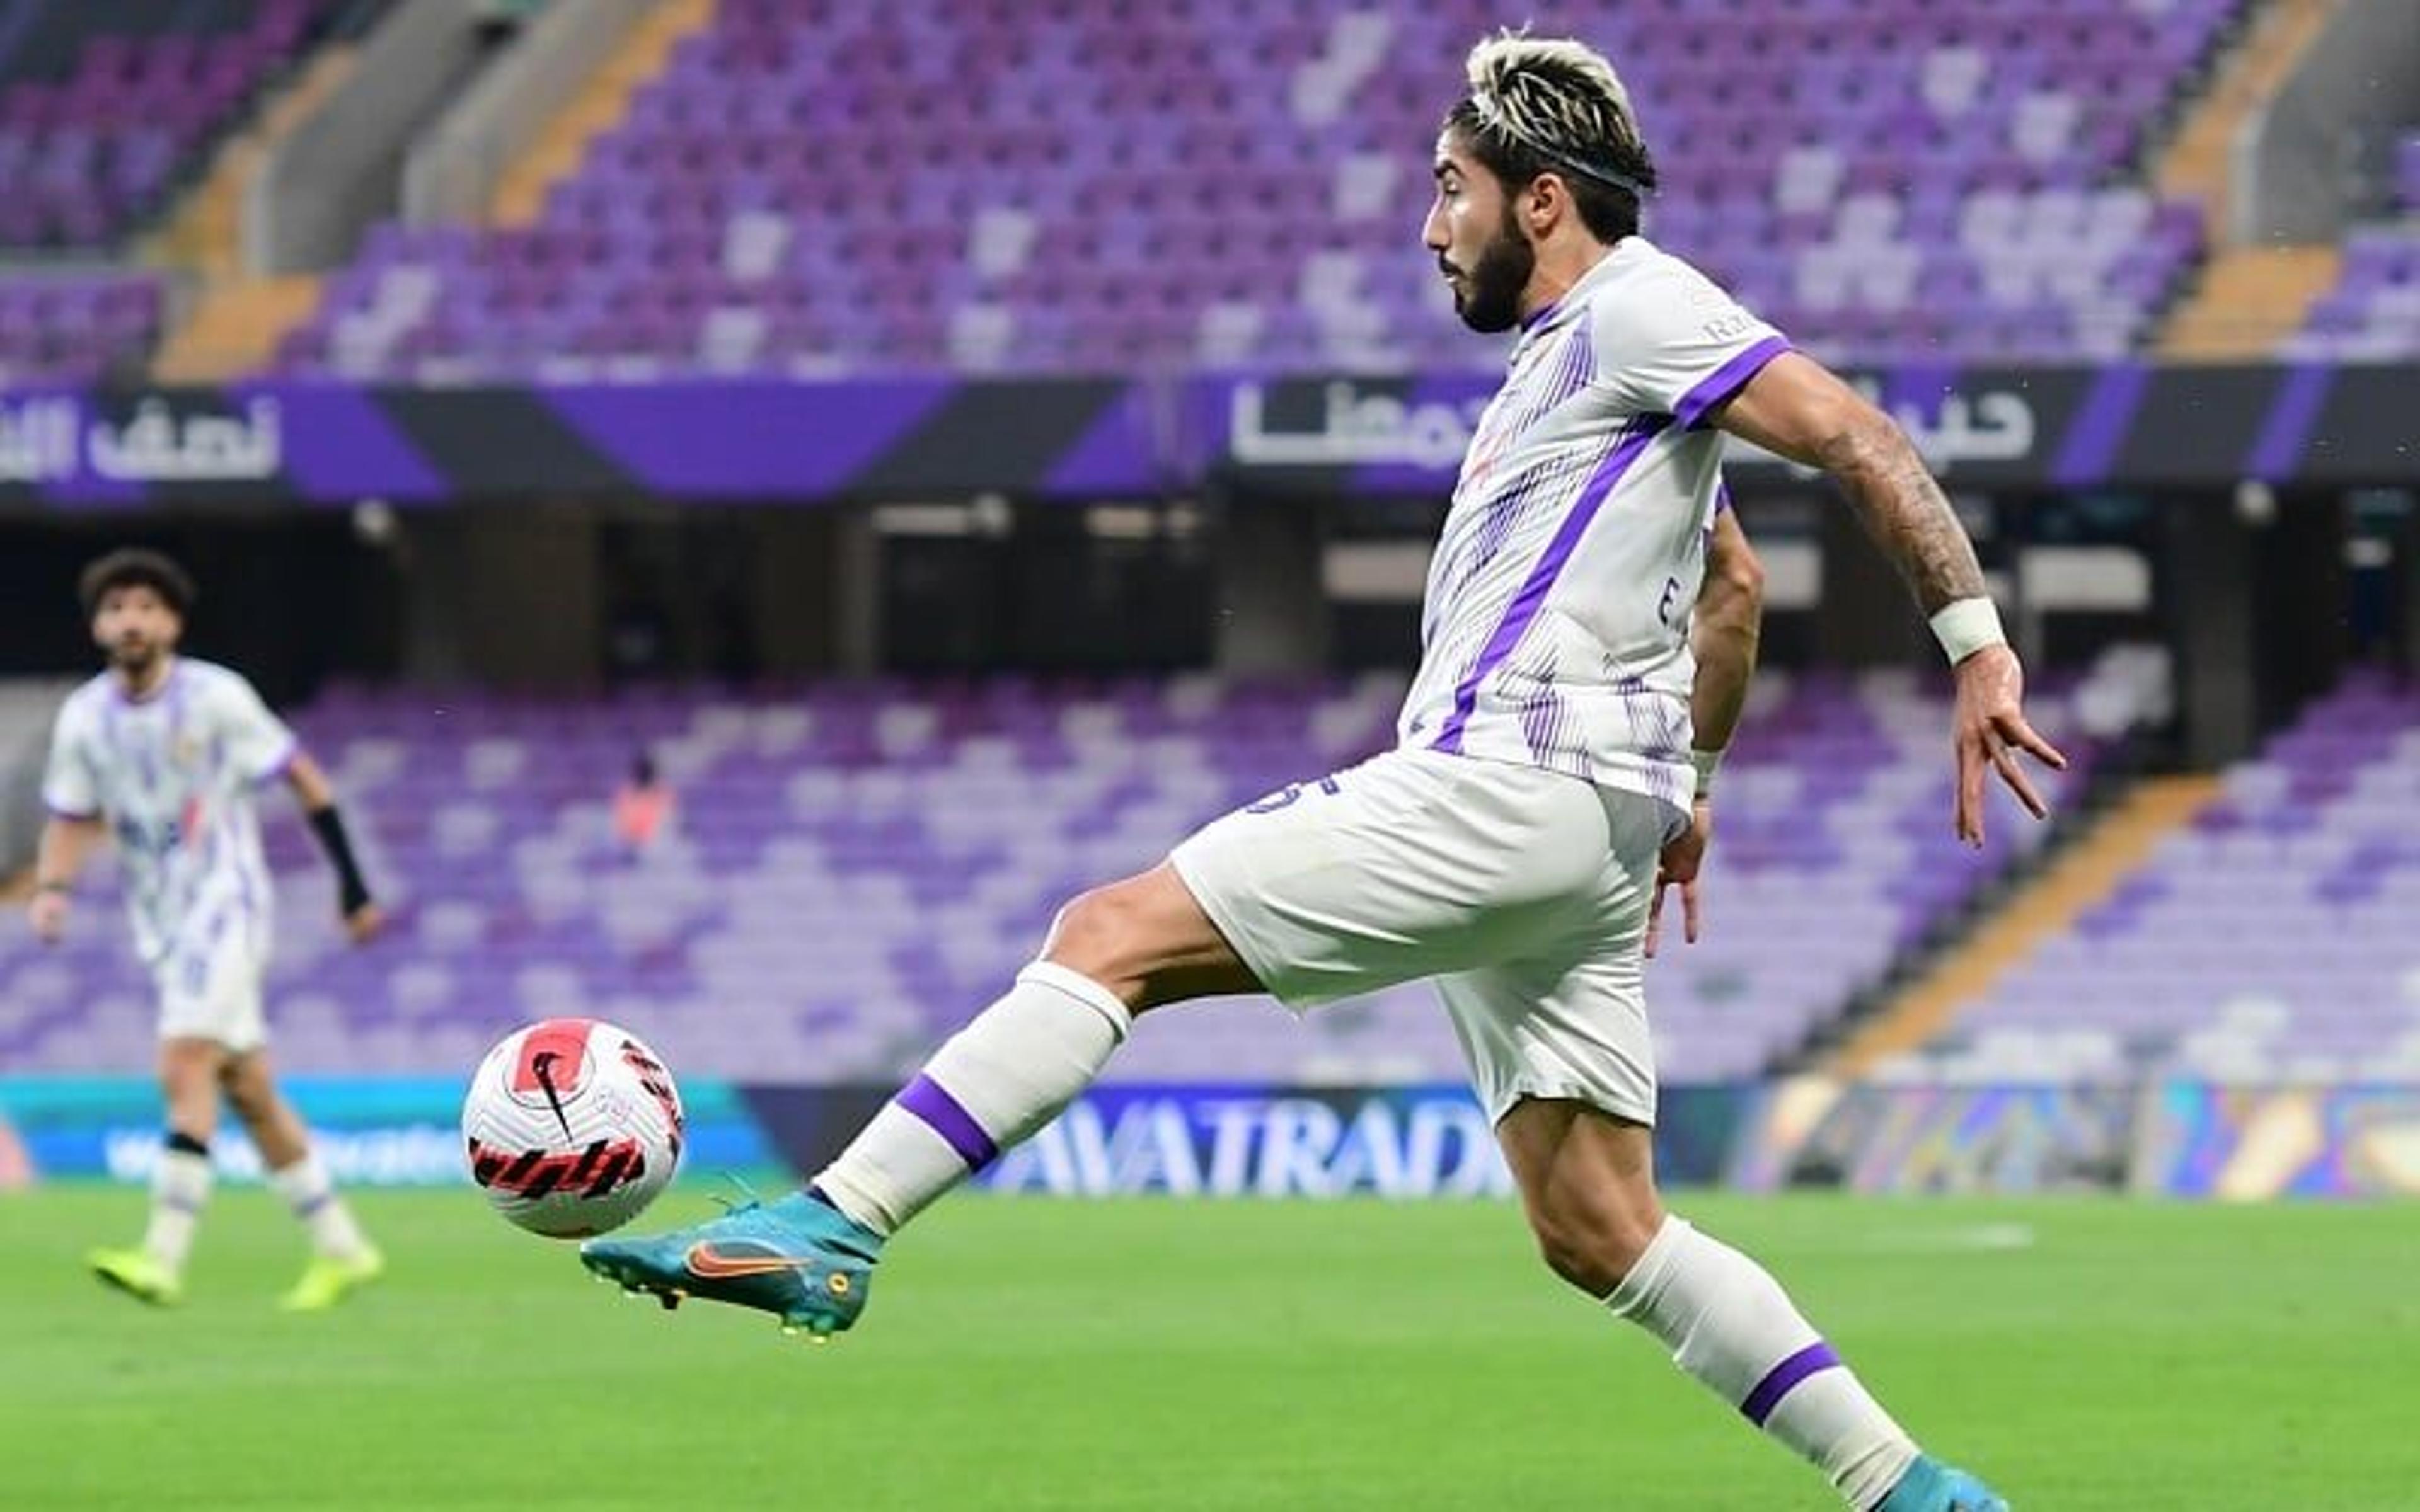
[277,0,2245,381]
[1912,669,2420,1082]
[0,0,342,378]
[0,665,2136,1083]
[0,270,163,386]
[2290,212,2420,362]
[0,0,333,254]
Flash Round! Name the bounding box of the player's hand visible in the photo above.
[342,901,384,944]
[1645,799,1711,959]
[28,890,69,944]
[1951,642,2067,847]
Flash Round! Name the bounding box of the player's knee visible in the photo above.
[224,1084,266,1125]
[221,1069,272,1123]
[1531,1225,1626,1297]
[1528,1201,1664,1297]
[160,1055,216,1105]
[1040,866,1250,1014]
[1040,884,1148,994]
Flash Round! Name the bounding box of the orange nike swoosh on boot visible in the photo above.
[684,1243,814,1279]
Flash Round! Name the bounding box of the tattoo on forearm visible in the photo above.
[1839,432,1988,615]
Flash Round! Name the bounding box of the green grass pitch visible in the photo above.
[1,1184,2412,1509]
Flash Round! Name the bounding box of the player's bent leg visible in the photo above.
[90,1037,224,1305]
[223,1050,384,1310]
[815,862,1255,1231]
[1040,862,1262,1011]
[221,1050,309,1168]
[1496,1099,2003,1511]
[158,1035,224,1145]
[1495,1097,1667,1294]
[581,862,1256,1336]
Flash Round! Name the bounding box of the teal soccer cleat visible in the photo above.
[579,1189,884,1341]
[1873,1456,2010,1512]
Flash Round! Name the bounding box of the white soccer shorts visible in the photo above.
[1169,747,1681,1126]
[152,925,270,1053]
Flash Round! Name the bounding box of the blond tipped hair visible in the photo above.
[1459,28,1654,200]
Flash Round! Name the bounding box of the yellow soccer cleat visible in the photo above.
[89,1247,183,1307]
[279,1247,386,1312]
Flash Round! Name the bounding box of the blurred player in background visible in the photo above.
[30,549,388,1311]
[583,30,2063,1512]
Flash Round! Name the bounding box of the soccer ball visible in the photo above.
[461,1018,685,1239]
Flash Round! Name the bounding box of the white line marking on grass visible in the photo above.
[1872,1223,2038,1253]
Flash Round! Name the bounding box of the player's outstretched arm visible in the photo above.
[1703,352,2066,845]
[1649,509,1764,959]
[284,753,383,943]
[28,814,102,942]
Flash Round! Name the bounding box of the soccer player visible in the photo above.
[583,32,2059,1512]
[30,549,388,1311]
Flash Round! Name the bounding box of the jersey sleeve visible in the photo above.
[215,672,299,784]
[39,699,100,820]
[1590,254,1790,428]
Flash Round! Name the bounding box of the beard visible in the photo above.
[1448,211,1536,334]
[108,637,161,678]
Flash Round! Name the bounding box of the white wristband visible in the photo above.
[1690,748,1724,801]
[1928,597,2006,665]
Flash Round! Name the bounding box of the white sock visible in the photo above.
[144,1145,212,1273]
[270,1152,371,1261]
[815,961,1131,1235]
[1608,1216,1918,1509]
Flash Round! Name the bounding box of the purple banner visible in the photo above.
[1199,361,2420,494]
[0,377,1160,506]
[2,361,2414,508]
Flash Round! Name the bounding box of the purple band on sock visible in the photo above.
[159,1194,202,1215]
[896,1074,998,1171]
[294,1193,331,1217]
[1740,1341,1841,1426]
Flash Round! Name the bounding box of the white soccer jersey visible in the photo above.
[42,658,295,967]
[1398,236,1788,811]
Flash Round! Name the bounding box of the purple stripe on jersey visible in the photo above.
[1433,416,1673,755]
[1740,1341,1842,1426]
[1429,354,1603,637]
[1470,492,1526,568]
[238,840,262,936]
[45,801,98,822]
[1673,335,1792,430]
[1518,689,1567,767]
[896,1073,998,1171]
[1463,450,1590,581]
[251,737,300,785]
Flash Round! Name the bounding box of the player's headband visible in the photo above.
[1467,85,1651,198]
